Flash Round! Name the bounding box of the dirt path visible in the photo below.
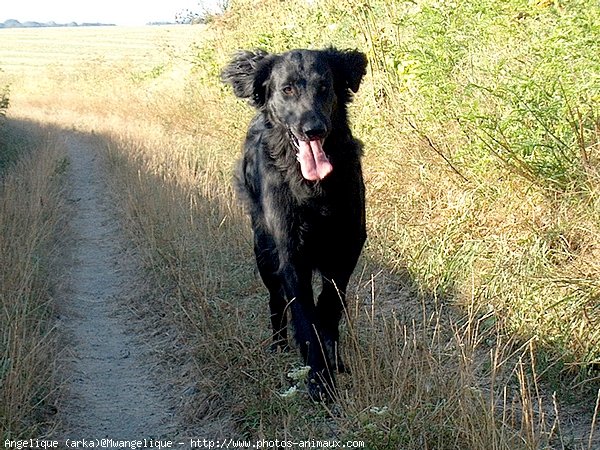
[52,132,182,442]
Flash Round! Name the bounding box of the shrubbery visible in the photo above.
[0,86,8,117]
[0,68,9,118]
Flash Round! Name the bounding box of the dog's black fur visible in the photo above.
[221,48,368,399]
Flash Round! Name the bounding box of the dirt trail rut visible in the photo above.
[53,132,180,441]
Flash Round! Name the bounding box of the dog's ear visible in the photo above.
[221,49,276,108]
[326,48,368,94]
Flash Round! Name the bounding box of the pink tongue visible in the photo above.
[297,139,333,181]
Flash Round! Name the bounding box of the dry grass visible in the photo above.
[104,126,578,447]
[97,89,575,448]
[0,121,67,438]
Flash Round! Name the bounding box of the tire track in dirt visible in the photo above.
[52,132,180,441]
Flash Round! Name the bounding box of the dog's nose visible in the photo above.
[303,124,327,140]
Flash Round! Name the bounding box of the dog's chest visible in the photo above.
[296,200,337,237]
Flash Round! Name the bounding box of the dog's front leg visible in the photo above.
[262,189,334,399]
[278,261,334,400]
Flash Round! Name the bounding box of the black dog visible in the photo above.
[222,48,367,399]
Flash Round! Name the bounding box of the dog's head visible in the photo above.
[221,48,368,181]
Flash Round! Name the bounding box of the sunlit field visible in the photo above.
[0,25,201,72]
[1,1,599,447]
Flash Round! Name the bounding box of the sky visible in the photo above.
[0,0,221,26]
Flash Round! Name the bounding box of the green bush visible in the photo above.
[0,87,8,117]
[0,68,8,118]
[355,0,600,191]
[0,87,8,118]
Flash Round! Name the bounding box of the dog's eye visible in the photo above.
[282,86,295,96]
[319,84,328,93]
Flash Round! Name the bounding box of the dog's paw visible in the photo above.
[308,369,336,403]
